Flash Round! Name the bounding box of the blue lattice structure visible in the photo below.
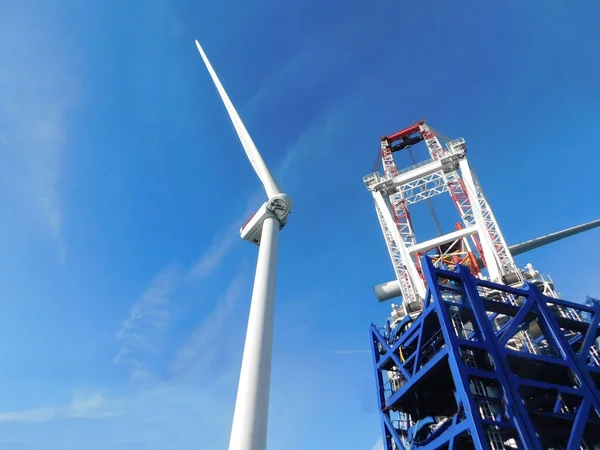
[370,257,600,450]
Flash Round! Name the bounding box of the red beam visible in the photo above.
[382,120,425,143]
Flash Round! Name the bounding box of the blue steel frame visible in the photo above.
[371,257,600,450]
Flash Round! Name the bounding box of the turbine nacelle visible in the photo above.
[241,193,292,245]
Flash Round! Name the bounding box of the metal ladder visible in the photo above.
[467,364,505,449]
[518,329,538,355]
[450,306,467,339]
[487,427,505,450]
[453,306,506,449]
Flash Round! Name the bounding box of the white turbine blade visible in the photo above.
[195,40,281,199]
[509,218,600,256]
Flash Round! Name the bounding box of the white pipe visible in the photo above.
[195,40,282,200]
[458,158,503,281]
[374,280,402,302]
[228,216,279,450]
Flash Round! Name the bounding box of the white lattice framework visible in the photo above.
[372,191,423,308]
[470,170,517,276]
[373,139,422,309]
[364,121,522,316]
[421,128,518,282]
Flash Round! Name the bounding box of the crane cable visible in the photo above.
[429,125,453,144]
[372,146,382,174]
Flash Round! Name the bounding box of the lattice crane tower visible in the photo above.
[365,120,600,450]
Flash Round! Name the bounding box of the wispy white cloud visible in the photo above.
[372,438,383,450]
[169,272,244,378]
[0,5,79,260]
[187,192,260,280]
[0,392,121,423]
[114,264,182,382]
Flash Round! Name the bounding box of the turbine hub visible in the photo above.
[267,193,292,224]
[240,194,292,246]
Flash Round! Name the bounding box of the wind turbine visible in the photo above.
[194,40,292,450]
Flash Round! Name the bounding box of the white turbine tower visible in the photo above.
[195,40,292,450]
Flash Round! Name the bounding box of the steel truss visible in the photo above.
[421,130,516,282]
[364,121,544,323]
[371,257,600,450]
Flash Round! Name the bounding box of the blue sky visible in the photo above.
[0,0,599,449]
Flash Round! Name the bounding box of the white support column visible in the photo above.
[373,190,426,300]
[228,216,280,450]
[458,158,504,281]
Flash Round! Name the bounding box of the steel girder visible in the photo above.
[371,257,600,450]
